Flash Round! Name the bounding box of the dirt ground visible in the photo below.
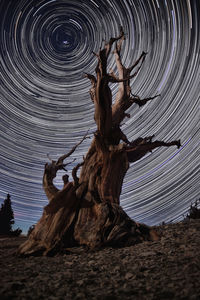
[0,219,200,299]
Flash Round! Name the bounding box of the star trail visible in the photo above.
[0,0,199,233]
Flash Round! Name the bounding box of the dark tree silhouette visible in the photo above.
[0,193,22,236]
[0,194,14,235]
[18,28,180,256]
[185,199,200,220]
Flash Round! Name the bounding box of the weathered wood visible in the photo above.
[17,180,79,256]
[18,28,180,256]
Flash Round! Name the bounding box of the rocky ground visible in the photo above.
[0,219,200,300]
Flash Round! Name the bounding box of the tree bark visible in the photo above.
[17,28,180,256]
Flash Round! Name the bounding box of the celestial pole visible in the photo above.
[0,0,199,233]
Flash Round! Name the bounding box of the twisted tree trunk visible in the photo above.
[18,28,180,256]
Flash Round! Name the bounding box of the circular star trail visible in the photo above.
[0,0,199,233]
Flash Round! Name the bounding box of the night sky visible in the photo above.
[0,0,199,234]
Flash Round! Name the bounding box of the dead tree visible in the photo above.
[18,28,180,256]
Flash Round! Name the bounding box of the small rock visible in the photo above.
[125,272,134,280]
[139,251,155,257]
[77,279,84,286]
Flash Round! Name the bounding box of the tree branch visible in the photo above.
[104,26,124,58]
[130,94,161,107]
[85,73,97,103]
[111,48,148,128]
[109,53,147,84]
[84,73,97,84]
[89,30,126,138]
[126,138,181,163]
[57,131,89,167]
[72,161,84,188]
[127,51,147,73]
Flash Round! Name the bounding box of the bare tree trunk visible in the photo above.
[17,28,180,256]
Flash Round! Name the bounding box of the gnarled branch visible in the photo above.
[129,94,161,107]
[111,39,148,127]
[57,131,89,166]
[126,138,181,162]
[72,161,84,189]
